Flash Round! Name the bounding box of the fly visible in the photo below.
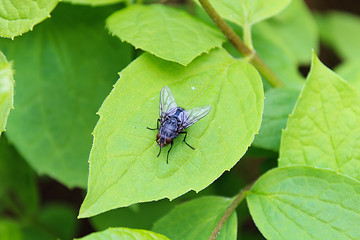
[147,86,211,163]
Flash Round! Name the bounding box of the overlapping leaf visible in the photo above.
[247,166,360,240]
[153,196,237,240]
[79,48,264,218]
[77,228,170,240]
[279,52,360,181]
[253,88,299,151]
[106,4,225,65]
[195,0,290,27]
[0,0,58,38]
[336,60,360,92]
[2,4,132,188]
[0,52,14,135]
[255,0,318,64]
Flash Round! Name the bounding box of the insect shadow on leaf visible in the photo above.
[147,86,211,163]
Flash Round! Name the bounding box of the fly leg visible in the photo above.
[147,119,160,130]
[166,141,174,164]
[157,147,162,157]
[179,131,195,150]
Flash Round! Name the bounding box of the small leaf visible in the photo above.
[106,4,225,65]
[153,196,237,240]
[335,60,360,92]
[0,52,14,135]
[0,0,58,39]
[247,166,360,240]
[79,48,264,218]
[2,4,132,188]
[196,0,291,27]
[315,12,360,61]
[253,88,299,151]
[279,52,360,181]
[63,0,125,5]
[77,227,170,240]
[255,0,318,64]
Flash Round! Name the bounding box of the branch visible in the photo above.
[198,0,285,88]
[208,183,253,240]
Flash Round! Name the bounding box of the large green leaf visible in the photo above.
[253,88,299,151]
[79,48,264,218]
[335,60,360,92]
[255,0,318,64]
[1,4,132,188]
[0,136,38,217]
[196,0,290,27]
[77,227,170,240]
[279,52,360,181]
[0,52,14,135]
[106,4,225,66]
[63,0,124,5]
[247,166,360,240]
[0,0,58,39]
[153,196,237,240]
[315,12,360,61]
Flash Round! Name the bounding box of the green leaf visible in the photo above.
[79,48,264,218]
[315,12,360,61]
[0,136,38,217]
[253,88,299,151]
[153,196,237,240]
[279,52,360,181]
[0,219,22,240]
[63,0,124,6]
[247,166,360,240]
[106,4,225,66]
[1,4,132,188]
[90,200,175,231]
[252,27,305,89]
[196,0,291,27]
[335,60,360,92]
[0,0,58,39]
[255,0,318,64]
[0,52,14,135]
[77,227,170,240]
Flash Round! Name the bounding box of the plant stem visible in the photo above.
[198,0,284,88]
[208,183,253,240]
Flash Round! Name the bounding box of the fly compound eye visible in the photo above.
[156,133,161,139]
[166,137,172,144]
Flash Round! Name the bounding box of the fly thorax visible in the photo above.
[159,118,179,139]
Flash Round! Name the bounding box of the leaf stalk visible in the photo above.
[208,183,253,240]
[198,0,285,88]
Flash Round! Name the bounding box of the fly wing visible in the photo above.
[159,86,177,120]
[182,105,211,129]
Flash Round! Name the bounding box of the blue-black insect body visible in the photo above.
[147,86,211,163]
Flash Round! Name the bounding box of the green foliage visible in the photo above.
[79,48,264,217]
[107,4,225,65]
[247,166,360,240]
[196,0,291,27]
[279,52,360,181]
[0,52,14,135]
[1,0,359,239]
[0,0,58,39]
[1,4,132,188]
[78,227,170,240]
[153,196,237,240]
[315,11,360,61]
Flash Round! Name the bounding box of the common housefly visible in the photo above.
[147,86,211,163]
